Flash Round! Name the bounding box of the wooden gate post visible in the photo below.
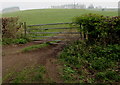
[79,24,83,40]
[24,22,27,37]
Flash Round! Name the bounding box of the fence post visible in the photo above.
[86,31,88,40]
[79,24,83,40]
[79,24,81,37]
[24,22,27,37]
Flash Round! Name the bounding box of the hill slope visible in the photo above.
[2,7,20,13]
[2,9,117,25]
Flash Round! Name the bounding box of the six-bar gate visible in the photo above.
[25,22,86,43]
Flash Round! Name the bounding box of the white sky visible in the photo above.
[0,0,120,11]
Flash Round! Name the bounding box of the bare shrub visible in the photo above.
[1,17,23,38]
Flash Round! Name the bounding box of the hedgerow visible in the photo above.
[73,13,120,45]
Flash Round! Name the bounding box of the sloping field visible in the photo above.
[2,9,117,25]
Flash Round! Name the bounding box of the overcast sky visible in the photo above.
[0,0,120,11]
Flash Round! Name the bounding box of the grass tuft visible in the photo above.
[21,43,49,52]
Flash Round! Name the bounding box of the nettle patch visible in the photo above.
[59,41,120,83]
[58,14,120,83]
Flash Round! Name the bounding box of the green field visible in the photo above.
[2,9,118,25]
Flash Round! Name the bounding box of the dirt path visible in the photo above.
[2,42,40,55]
[2,41,64,83]
[45,58,63,83]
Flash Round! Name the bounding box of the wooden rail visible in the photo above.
[29,32,80,34]
[27,27,79,30]
[31,36,64,38]
[31,36,80,38]
[32,39,62,42]
[28,22,73,27]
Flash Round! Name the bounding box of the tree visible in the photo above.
[88,4,94,9]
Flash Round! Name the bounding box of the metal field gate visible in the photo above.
[25,22,84,43]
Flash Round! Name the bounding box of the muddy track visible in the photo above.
[2,41,65,83]
[46,58,63,83]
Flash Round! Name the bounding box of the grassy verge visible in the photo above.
[58,40,120,83]
[3,66,46,83]
[21,43,49,52]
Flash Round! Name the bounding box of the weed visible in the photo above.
[62,65,77,82]
[96,72,106,80]
[12,38,28,44]
[2,38,29,45]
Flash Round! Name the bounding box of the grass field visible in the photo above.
[2,9,118,25]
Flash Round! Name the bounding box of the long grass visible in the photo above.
[3,66,46,83]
